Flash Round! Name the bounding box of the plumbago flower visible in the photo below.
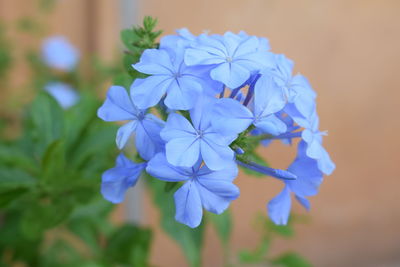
[98,28,335,228]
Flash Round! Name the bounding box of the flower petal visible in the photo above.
[160,113,196,141]
[135,115,164,161]
[210,62,250,89]
[174,181,203,228]
[101,154,146,204]
[267,185,291,225]
[165,137,200,167]
[130,76,172,109]
[200,137,235,170]
[97,86,137,121]
[254,114,287,136]
[146,153,190,182]
[164,77,202,110]
[211,98,254,135]
[116,120,138,149]
[132,49,174,75]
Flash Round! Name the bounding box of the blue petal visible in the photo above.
[210,62,251,89]
[200,137,235,170]
[130,76,172,109]
[267,185,291,225]
[174,181,203,228]
[116,120,138,149]
[254,74,286,117]
[317,147,336,175]
[164,77,202,110]
[197,161,239,182]
[195,178,239,214]
[146,153,190,182]
[101,154,146,204]
[97,86,137,121]
[211,98,254,135]
[233,35,259,57]
[295,195,310,211]
[185,47,226,66]
[165,137,200,167]
[136,115,164,161]
[160,113,196,141]
[254,114,287,136]
[286,142,323,197]
[189,95,217,131]
[132,49,174,75]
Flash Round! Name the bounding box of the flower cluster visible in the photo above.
[98,29,335,228]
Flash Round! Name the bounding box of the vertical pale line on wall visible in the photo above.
[119,0,143,225]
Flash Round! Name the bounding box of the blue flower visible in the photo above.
[97,85,164,160]
[131,45,220,110]
[301,114,335,175]
[101,153,146,204]
[44,82,79,109]
[184,32,274,88]
[160,97,236,170]
[268,141,324,225]
[211,74,287,136]
[146,153,239,228]
[263,54,317,128]
[42,36,79,71]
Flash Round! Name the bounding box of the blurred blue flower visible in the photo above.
[44,82,79,109]
[97,85,164,160]
[146,153,239,228]
[42,36,79,71]
[101,153,146,204]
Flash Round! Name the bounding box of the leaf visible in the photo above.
[272,252,312,267]
[20,199,74,240]
[0,144,37,172]
[146,176,205,267]
[0,168,36,191]
[164,181,179,192]
[24,92,64,157]
[105,224,152,267]
[208,209,232,247]
[238,239,270,264]
[41,139,66,184]
[265,217,294,238]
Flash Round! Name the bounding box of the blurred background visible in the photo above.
[1,0,399,266]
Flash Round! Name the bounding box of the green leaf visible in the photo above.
[164,181,179,192]
[146,176,205,267]
[208,209,232,247]
[0,168,36,191]
[20,199,74,240]
[41,139,66,183]
[265,217,294,238]
[105,224,152,266]
[0,144,37,172]
[272,252,312,267]
[24,92,64,157]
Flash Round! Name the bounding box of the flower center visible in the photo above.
[226,56,233,63]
